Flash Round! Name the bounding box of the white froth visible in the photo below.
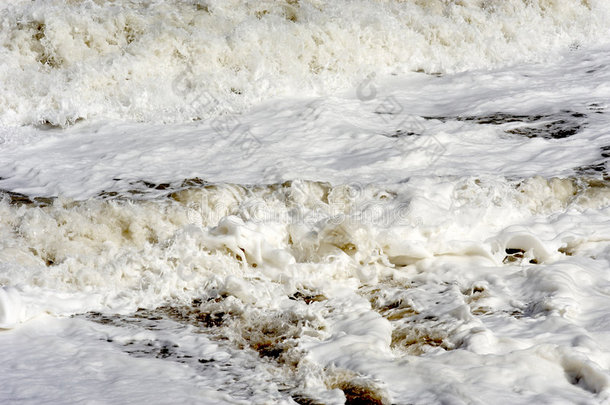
[1,2,610,403]
[0,0,609,126]
[1,176,609,402]
[2,44,609,199]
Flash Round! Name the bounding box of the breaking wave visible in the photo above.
[0,0,609,126]
[1,176,608,321]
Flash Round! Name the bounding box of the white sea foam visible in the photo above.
[1,176,609,402]
[1,41,609,199]
[0,0,609,126]
[1,1,610,403]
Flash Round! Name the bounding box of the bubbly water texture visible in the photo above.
[1,177,610,403]
[1,0,610,404]
[0,0,609,126]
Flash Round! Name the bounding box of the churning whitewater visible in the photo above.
[1,0,610,404]
[0,0,609,126]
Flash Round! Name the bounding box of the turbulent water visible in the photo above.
[1,1,610,404]
[1,0,609,126]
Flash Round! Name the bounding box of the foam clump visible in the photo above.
[0,287,24,329]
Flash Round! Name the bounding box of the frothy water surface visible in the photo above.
[1,1,610,403]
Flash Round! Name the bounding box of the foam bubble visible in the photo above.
[0,0,608,126]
